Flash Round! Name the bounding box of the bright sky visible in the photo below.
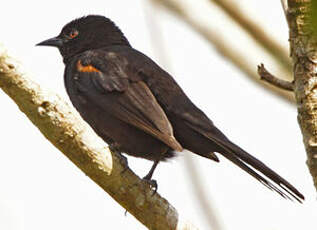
[0,0,316,230]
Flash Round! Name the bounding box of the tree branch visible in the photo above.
[0,45,199,230]
[209,0,292,74]
[151,0,295,104]
[257,63,294,91]
[286,0,317,191]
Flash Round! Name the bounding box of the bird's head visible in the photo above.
[37,15,130,62]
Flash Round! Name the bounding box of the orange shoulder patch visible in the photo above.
[77,60,100,73]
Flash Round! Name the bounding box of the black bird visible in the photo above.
[37,15,304,202]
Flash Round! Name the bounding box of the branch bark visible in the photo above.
[0,45,198,230]
[286,0,317,190]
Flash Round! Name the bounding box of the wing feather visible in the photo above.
[75,54,182,151]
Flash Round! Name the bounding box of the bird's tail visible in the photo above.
[185,122,304,202]
[214,137,304,202]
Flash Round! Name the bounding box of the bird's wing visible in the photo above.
[73,53,182,151]
[120,49,304,202]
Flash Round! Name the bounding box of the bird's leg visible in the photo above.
[143,160,159,194]
[109,143,129,174]
[143,160,159,180]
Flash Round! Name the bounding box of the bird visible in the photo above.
[37,15,304,202]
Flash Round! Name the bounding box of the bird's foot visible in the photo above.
[142,176,158,196]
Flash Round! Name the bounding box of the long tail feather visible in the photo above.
[185,122,304,202]
[214,137,304,202]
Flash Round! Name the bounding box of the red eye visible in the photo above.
[69,30,78,39]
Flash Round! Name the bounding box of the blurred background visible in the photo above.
[0,0,316,229]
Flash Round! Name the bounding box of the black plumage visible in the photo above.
[37,15,304,202]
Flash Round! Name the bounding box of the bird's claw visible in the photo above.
[142,177,158,196]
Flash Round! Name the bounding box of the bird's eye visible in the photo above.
[69,29,79,39]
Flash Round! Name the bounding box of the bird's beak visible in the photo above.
[36,36,63,48]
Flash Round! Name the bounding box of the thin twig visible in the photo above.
[281,0,288,18]
[258,64,294,91]
[0,45,199,230]
[209,0,292,74]
[281,0,290,26]
[151,0,295,104]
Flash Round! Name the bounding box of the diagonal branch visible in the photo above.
[281,0,288,20]
[257,63,294,91]
[0,45,198,230]
[151,0,295,104]
[209,0,292,73]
